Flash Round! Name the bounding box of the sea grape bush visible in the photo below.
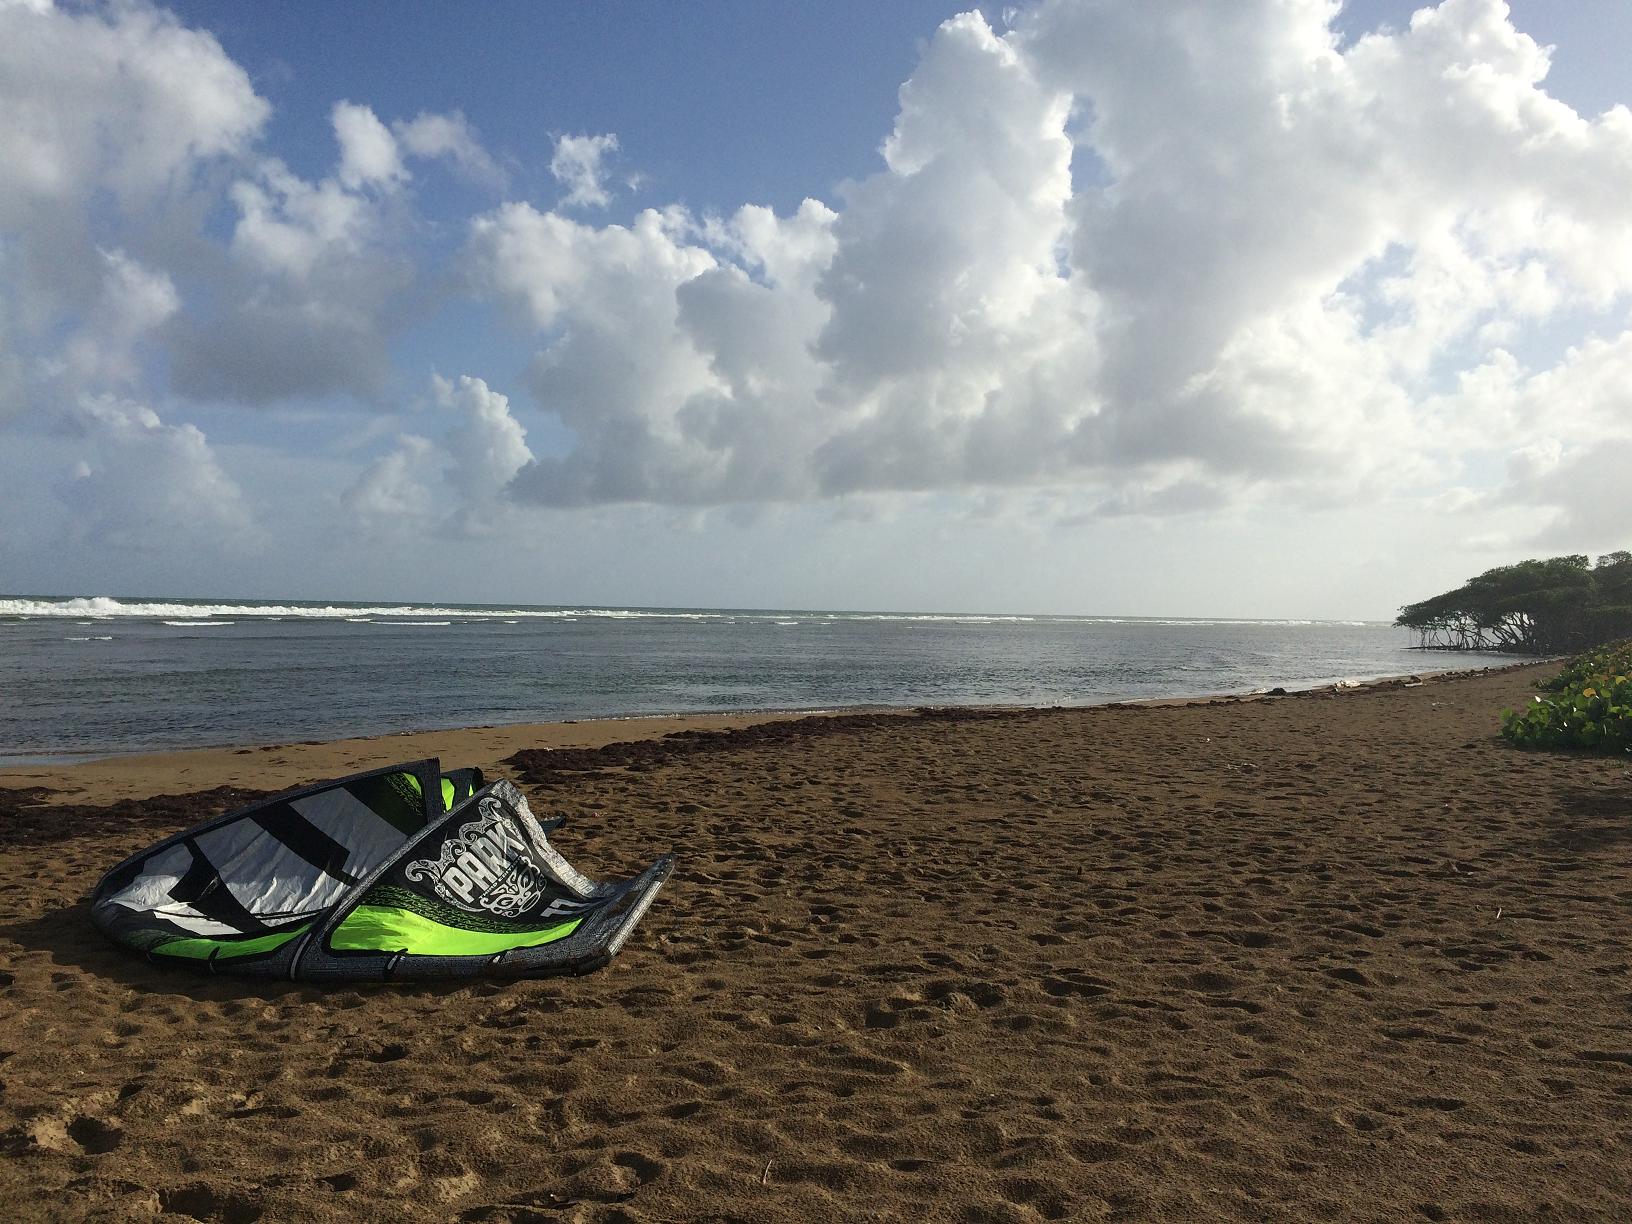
[1539,639,1632,692]
[1501,640,1632,753]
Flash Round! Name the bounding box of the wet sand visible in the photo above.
[3,662,1631,1221]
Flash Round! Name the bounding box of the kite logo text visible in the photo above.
[405,799,546,918]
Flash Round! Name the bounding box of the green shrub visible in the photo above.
[1539,638,1632,691]
[1502,639,1632,753]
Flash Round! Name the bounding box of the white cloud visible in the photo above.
[549,133,621,210]
[167,107,415,404]
[169,103,499,405]
[394,111,507,189]
[1502,438,1632,551]
[61,395,252,549]
[809,12,1085,491]
[343,433,438,528]
[1430,332,1632,547]
[0,0,266,219]
[0,0,263,545]
[55,249,179,390]
[333,100,406,190]
[343,375,535,536]
[468,204,741,503]
[0,14,477,414]
[436,374,533,529]
[0,0,267,400]
[226,159,378,281]
[449,0,1632,529]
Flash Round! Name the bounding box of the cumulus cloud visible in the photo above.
[60,395,252,549]
[451,0,1632,526]
[167,104,416,404]
[395,111,507,190]
[549,133,621,210]
[0,3,533,568]
[1426,333,1632,546]
[0,0,267,220]
[53,249,179,391]
[0,2,502,415]
[0,0,266,399]
[8,0,1632,582]
[343,375,534,535]
[0,0,263,540]
[436,374,533,527]
[333,100,407,190]
[343,433,438,528]
[169,101,501,405]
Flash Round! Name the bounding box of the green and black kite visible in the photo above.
[90,759,672,980]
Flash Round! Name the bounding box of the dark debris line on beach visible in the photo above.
[502,663,1537,783]
[505,707,1020,782]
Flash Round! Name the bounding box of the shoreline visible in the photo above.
[0,658,1552,807]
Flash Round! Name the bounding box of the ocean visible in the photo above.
[0,595,1502,763]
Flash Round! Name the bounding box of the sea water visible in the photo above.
[0,595,1503,762]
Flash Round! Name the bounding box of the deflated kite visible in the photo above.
[90,759,672,981]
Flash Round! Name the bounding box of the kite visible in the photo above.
[90,759,672,980]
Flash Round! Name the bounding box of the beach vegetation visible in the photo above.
[1501,639,1632,754]
[1396,551,1632,654]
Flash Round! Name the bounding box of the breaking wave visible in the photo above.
[0,595,1384,628]
[0,596,1041,623]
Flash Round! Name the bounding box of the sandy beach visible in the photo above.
[3,662,1631,1221]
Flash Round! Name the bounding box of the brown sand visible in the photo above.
[2,664,1631,1221]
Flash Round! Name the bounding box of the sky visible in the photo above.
[2,0,1631,619]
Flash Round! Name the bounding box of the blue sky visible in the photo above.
[169,2,1000,215]
[3,0,1632,616]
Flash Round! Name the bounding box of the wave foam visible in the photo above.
[0,596,723,621]
[0,596,1389,628]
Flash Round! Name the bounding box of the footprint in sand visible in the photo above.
[159,1184,263,1224]
[1406,1095,1466,1112]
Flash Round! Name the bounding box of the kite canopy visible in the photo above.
[90,759,672,981]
